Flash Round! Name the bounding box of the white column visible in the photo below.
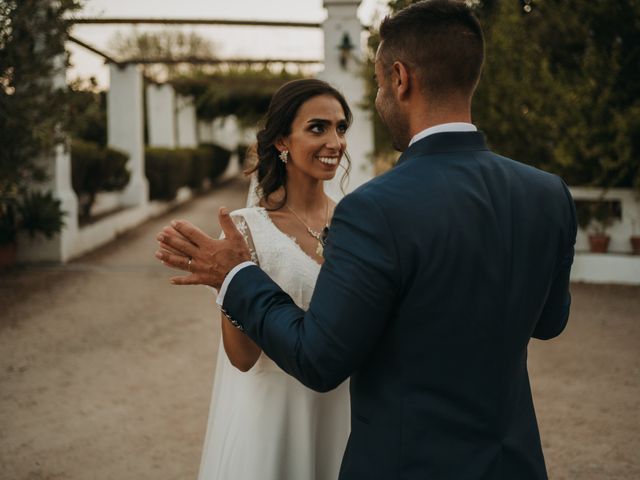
[176,95,199,148]
[240,125,258,147]
[198,120,215,144]
[210,116,241,181]
[146,83,177,148]
[17,54,79,263]
[211,115,241,151]
[319,0,374,199]
[108,63,148,207]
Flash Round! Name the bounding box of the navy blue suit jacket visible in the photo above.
[223,132,577,479]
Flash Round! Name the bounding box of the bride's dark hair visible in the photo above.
[246,79,353,210]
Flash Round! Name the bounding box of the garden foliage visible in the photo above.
[368,0,639,192]
[145,145,231,201]
[71,140,130,221]
[0,0,81,244]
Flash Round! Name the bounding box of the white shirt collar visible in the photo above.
[408,122,477,147]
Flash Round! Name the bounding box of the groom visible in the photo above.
[157,1,576,478]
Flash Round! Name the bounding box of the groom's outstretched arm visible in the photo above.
[223,191,401,392]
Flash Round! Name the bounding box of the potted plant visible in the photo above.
[576,200,615,253]
[0,191,66,269]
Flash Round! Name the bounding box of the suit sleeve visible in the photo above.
[532,179,577,340]
[222,191,401,391]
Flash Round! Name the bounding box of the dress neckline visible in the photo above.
[254,207,323,268]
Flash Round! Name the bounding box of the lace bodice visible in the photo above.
[230,207,322,371]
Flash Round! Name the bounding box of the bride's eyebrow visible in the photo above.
[306,118,346,124]
[307,118,330,124]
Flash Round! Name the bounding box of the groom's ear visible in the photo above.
[392,61,411,101]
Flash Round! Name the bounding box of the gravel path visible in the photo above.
[1,178,638,479]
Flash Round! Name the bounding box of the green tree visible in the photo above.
[67,76,107,146]
[474,0,640,191]
[368,0,640,191]
[0,0,80,245]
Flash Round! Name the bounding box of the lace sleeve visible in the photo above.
[232,215,259,266]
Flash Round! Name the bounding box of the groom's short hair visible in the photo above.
[379,0,485,100]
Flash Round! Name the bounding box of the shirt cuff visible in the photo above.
[215,261,256,306]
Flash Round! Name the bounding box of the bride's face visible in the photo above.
[278,94,348,182]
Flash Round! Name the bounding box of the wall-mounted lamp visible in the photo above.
[338,32,355,69]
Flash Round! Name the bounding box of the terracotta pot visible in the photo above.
[631,236,640,256]
[588,234,610,253]
[0,242,17,269]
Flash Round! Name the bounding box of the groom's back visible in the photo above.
[340,132,575,479]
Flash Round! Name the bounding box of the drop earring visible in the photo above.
[279,150,288,164]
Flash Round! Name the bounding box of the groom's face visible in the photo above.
[374,43,410,152]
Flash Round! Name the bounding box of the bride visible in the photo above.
[197,79,353,480]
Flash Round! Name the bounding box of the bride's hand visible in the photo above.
[154,207,251,288]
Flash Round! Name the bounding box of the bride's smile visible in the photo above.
[317,156,339,166]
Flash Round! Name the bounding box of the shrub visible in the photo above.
[0,191,66,245]
[145,148,192,201]
[71,140,130,220]
[237,144,251,168]
[145,145,232,201]
[575,199,620,236]
[68,79,107,147]
[201,143,232,181]
[188,147,214,191]
[18,191,66,239]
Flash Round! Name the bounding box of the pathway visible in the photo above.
[1,178,638,479]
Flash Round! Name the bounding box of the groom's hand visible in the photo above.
[154,207,251,289]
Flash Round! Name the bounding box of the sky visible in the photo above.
[67,0,386,88]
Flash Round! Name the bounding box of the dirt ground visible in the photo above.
[1,178,638,480]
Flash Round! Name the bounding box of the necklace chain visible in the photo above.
[285,199,330,256]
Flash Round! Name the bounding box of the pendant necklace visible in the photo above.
[285,199,329,258]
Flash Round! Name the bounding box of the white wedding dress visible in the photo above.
[197,184,350,480]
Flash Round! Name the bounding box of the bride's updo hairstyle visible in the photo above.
[247,79,353,210]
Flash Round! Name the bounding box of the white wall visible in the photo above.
[567,187,640,285]
[570,187,640,254]
[571,254,640,285]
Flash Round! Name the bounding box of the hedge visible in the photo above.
[145,147,193,201]
[71,139,130,220]
[188,147,214,191]
[204,144,232,181]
